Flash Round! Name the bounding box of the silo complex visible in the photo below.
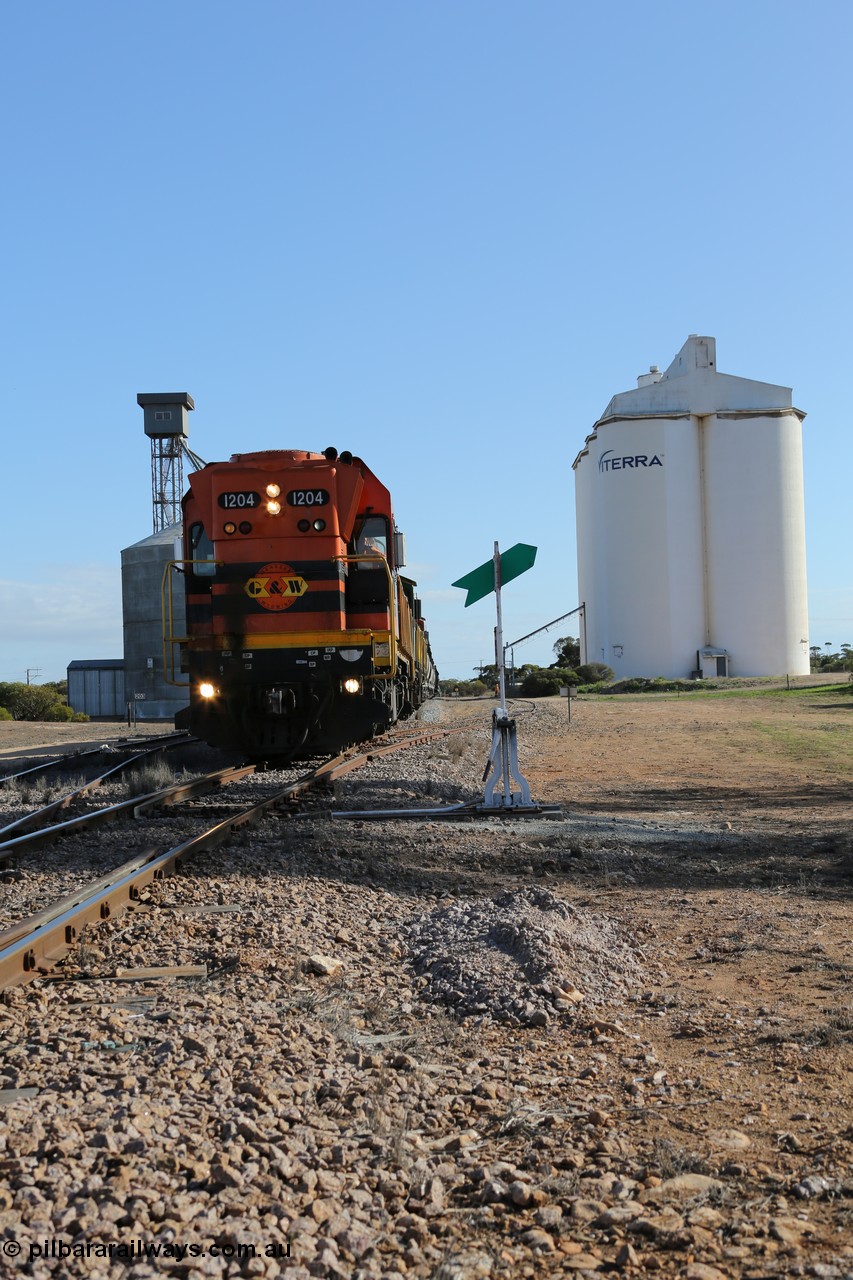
[573,336,809,679]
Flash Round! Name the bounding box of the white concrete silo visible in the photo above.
[573,336,809,678]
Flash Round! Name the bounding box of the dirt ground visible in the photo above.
[0,720,171,760]
[1,685,851,1277]
[505,684,853,1274]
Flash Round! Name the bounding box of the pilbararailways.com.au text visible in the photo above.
[4,1238,292,1263]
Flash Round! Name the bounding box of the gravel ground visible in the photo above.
[1,693,852,1279]
[405,886,652,1024]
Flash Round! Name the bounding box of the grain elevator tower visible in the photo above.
[137,392,195,531]
[121,393,203,718]
[573,337,809,679]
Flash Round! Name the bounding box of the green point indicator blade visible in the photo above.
[452,544,537,606]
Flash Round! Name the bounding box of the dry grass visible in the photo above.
[446,736,469,760]
[124,759,179,797]
[4,775,59,804]
[649,1135,708,1178]
[811,1006,853,1047]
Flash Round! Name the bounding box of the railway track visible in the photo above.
[0,762,257,858]
[0,727,457,990]
[0,730,194,782]
[0,732,199,843]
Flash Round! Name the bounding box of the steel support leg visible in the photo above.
[482,710,533,809]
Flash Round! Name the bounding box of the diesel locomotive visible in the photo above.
[165,447,438,758]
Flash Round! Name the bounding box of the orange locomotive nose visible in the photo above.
[173,447,438,759]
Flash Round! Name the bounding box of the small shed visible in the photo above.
[697,647,730,679]
[67,659,125,718]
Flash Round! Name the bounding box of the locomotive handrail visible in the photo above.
[331,553,397,679]
[161,559,223,687]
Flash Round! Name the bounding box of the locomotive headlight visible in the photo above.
[313,518,326,531]
[266,500,281,515]
[343,677,362,695]
[199,682,216,699]
[224,521,237,535]
[265,483,281,498]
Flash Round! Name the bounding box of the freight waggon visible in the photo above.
[165,447,438,758]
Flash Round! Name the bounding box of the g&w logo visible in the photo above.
[244,563,308,611]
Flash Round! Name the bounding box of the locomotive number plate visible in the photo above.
[218,491,261,509]
[287,488,329,507]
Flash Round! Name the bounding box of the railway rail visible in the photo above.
[0,733,198,843]
[0,763,257,859]
[0,730,194,783]
[0,727,457,990]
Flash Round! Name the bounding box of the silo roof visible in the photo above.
[136,392,195,409]
[68,659,124,669]
[121,523,183,555]
[596,335,802,423]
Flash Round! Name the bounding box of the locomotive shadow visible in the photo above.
[259,797,853,907]
[527,813,852,899]
[567,781,853,813]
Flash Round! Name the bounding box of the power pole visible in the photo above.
[26,668,41,685]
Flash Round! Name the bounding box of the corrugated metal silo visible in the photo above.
[121,525,189,719]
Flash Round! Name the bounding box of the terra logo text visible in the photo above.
[598,450,663,473]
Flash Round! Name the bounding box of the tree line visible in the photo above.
[440,633,853,699]
[440,637,615,697]
[810,644,853,673]
[0,681,88,722]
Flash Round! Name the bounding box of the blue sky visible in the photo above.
[1,1,850,684]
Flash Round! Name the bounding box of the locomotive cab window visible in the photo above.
[347,515,390,608]
[354,516,388,567]
[189,522,216,577]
